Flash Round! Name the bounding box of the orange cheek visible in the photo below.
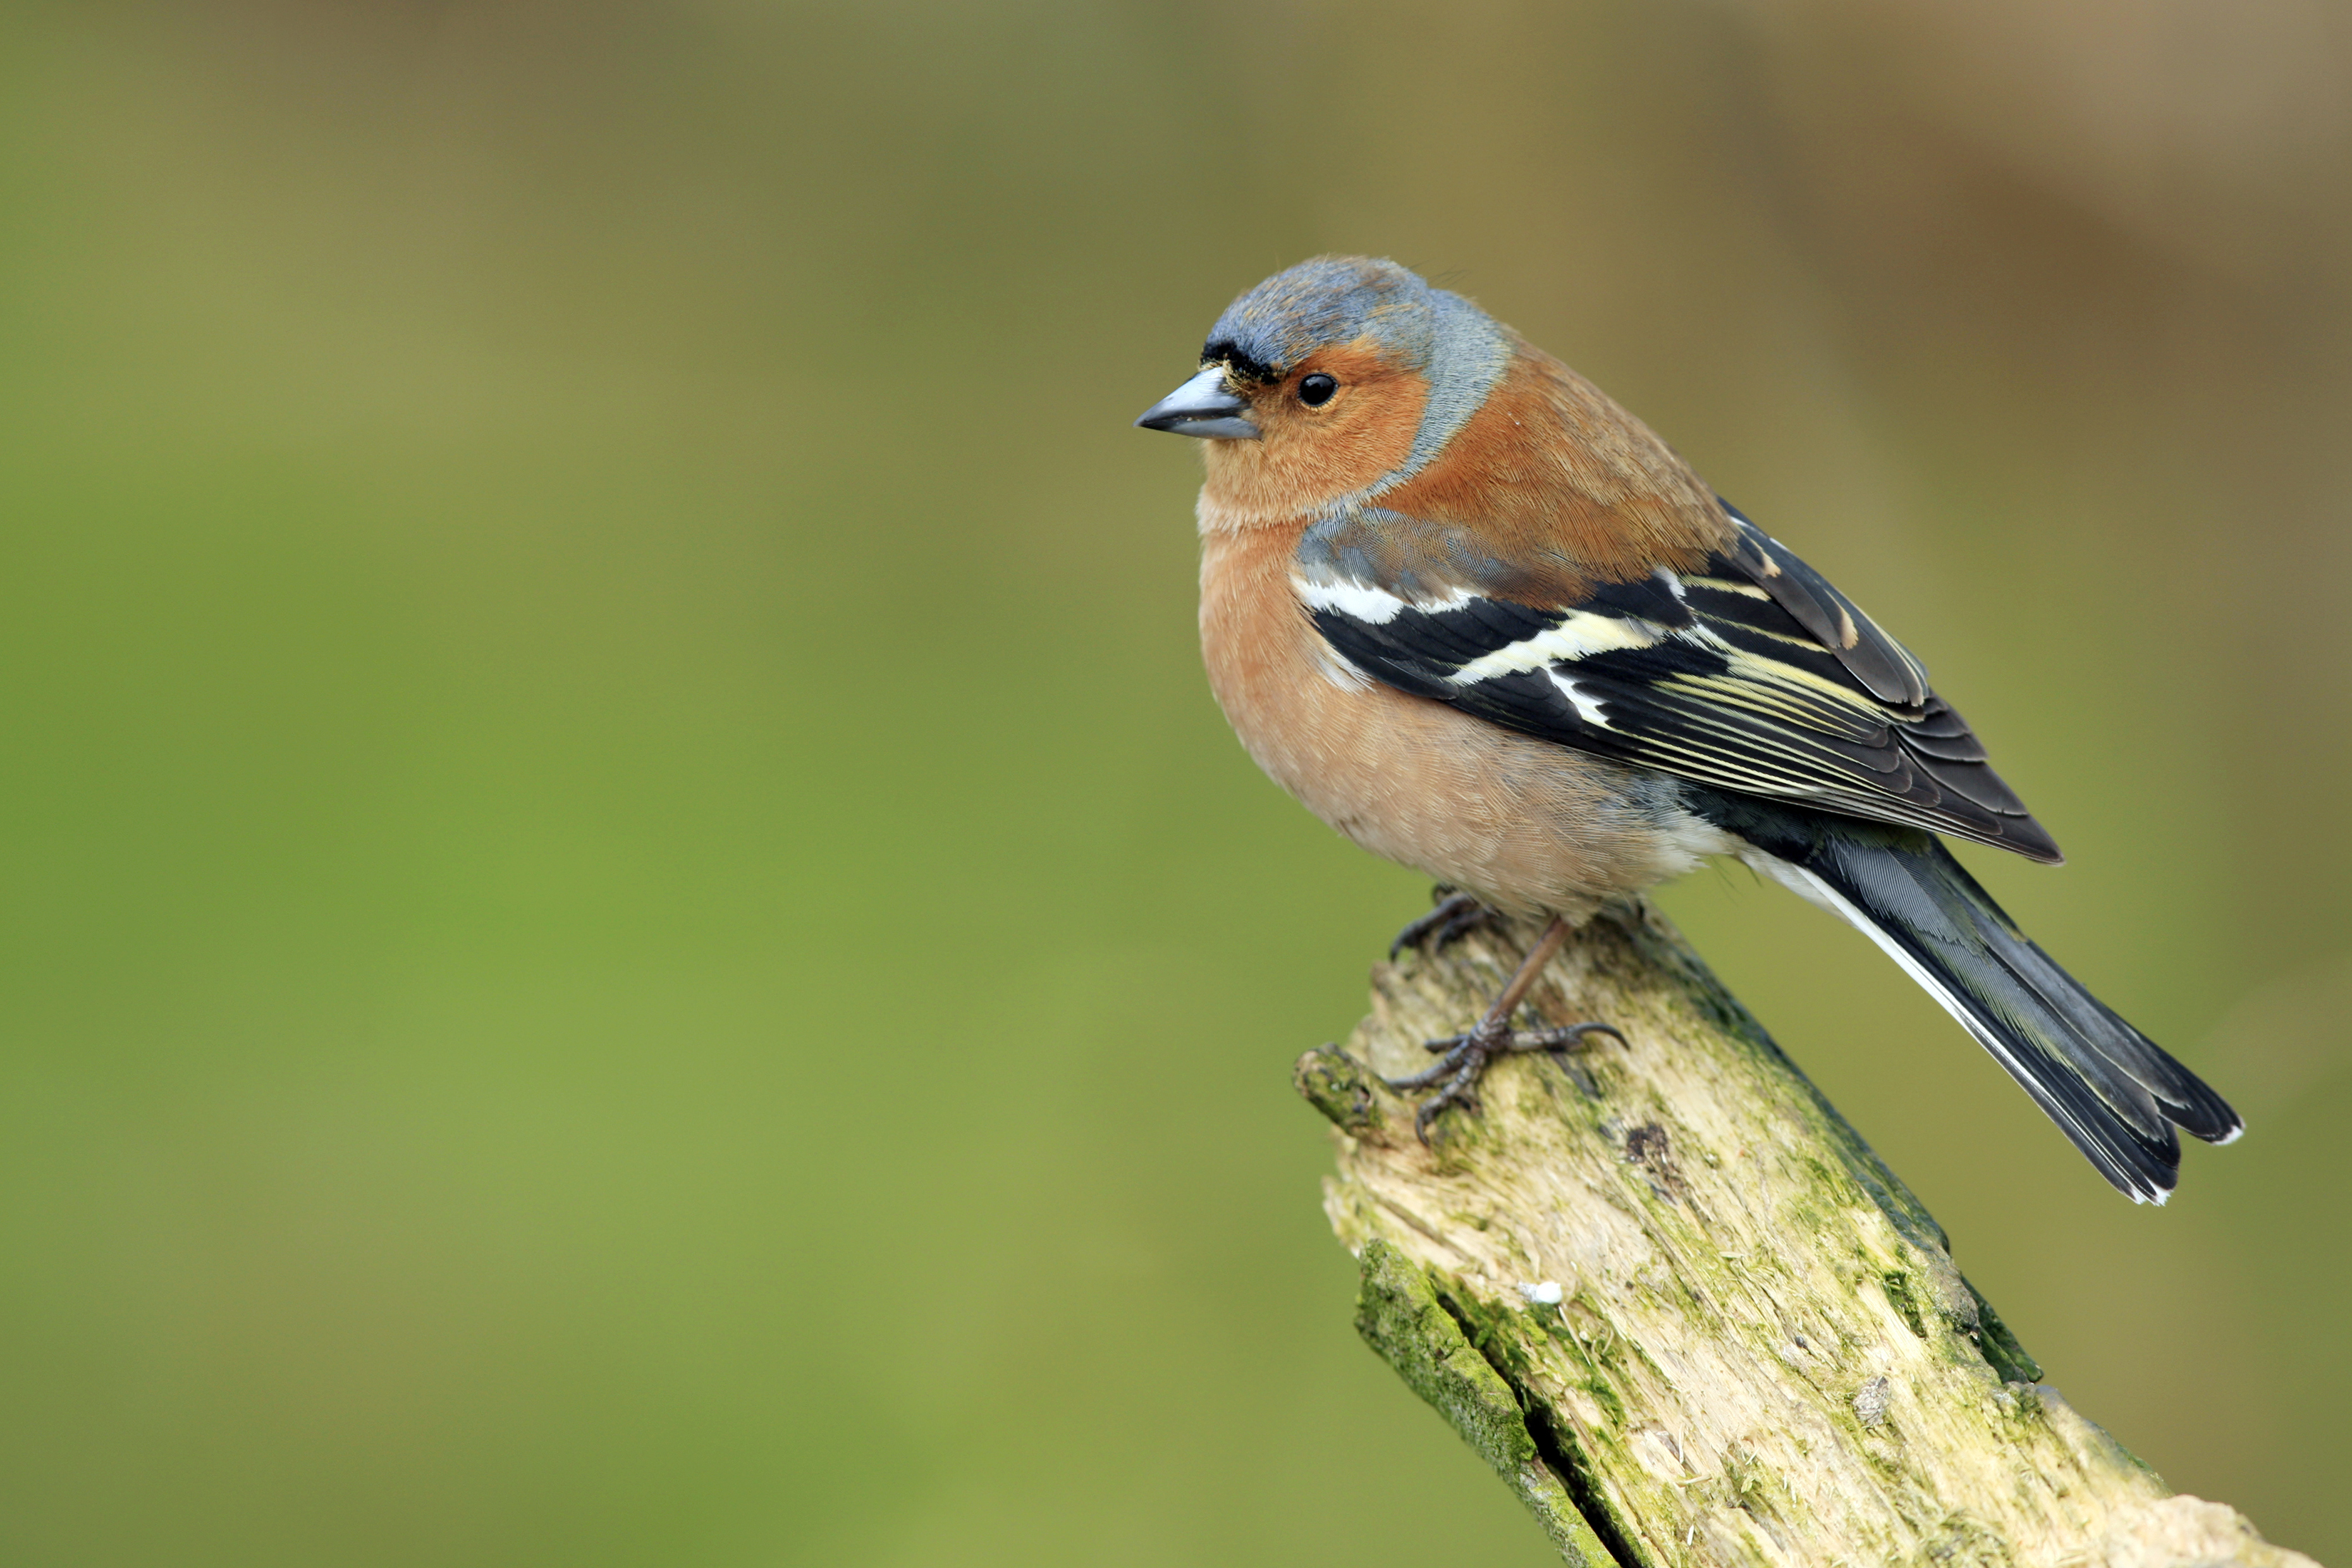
[1199,372,1428,526]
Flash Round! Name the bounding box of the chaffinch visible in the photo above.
[1136,255,2239,1203]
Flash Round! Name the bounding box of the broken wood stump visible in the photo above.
[1296,899,2312,1568]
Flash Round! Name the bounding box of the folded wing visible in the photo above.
[1299,502,2063,862]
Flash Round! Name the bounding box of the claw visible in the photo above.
[1416,1092,1476,1141]
[1514,1022,1626,1053]
[1388,891,1488,960]
[1384,1018,1624,1143]
[1375,914,1619,1145]
[1433,901,1491,949]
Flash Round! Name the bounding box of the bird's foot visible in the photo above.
[1384,1016,1623,1142]
[1388,889,1493,960]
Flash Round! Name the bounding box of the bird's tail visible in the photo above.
[1721,809,2242,1203]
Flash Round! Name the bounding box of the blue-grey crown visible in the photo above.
[1201,257,1515,506]
[1200,257,1439,383]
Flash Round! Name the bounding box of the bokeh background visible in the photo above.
[1,1,2346,1562]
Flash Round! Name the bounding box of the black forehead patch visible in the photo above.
[1201,338,1279,385]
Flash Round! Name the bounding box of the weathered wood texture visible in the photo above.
[1296,899,2313,1568]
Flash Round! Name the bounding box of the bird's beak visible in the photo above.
[1134,366,1261,440]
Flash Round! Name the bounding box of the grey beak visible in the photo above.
[1134,365,1260,440]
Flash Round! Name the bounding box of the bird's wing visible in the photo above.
[1297,502,2062,862]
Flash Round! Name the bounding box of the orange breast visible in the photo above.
[1195,521,1730,916]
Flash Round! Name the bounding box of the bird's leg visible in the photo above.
[1383,915,1624,1142]
[1388,887,1493,959]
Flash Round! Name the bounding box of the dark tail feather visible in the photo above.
[1717,806,2242,1203]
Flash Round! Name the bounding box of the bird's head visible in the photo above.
[1135,256,1516,525]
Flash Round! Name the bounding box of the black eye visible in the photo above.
[1298,373,1339,407]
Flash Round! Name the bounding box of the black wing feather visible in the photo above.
[1305,506,2061,862]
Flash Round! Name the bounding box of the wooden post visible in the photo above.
[1294,899,2315,1568]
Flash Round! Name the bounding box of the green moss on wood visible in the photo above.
[1353,1239,1535,1478]
[1882,1271,1930,1339]
[1293,1043,1384,1134]
[1962,1280,2042,1385]
[1353,1240,1625,1567]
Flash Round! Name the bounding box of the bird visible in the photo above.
[1134,254,2239,1204]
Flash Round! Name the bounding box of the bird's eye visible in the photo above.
[1298,373,1339,407]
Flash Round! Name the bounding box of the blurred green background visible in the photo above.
[1,1,2346,1563]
